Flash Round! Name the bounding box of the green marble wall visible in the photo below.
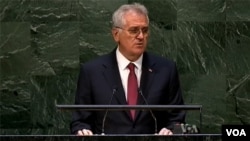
[0,0,249,135]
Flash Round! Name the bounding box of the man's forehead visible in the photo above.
[123,12,148,26]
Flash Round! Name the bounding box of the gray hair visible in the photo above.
[112,3,149,28]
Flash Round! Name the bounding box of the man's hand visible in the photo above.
[158,128,173,135]
[77,129,93,136]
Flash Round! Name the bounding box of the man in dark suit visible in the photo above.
[70,2,185,135]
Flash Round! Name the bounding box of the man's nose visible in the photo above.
[137,30,144,38]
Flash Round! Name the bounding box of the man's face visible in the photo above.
[112,11,149,61]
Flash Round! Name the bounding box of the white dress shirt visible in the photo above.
[116,48,143,100]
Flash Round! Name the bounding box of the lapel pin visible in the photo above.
[148,68,152,72]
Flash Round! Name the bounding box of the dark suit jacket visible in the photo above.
[70,48,186,134]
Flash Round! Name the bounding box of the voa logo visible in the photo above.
[226,129,246,136]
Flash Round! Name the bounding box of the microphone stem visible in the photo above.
[139,89,158,134]
[101,88,117,135]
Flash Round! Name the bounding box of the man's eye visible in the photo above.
[142,28,148,33]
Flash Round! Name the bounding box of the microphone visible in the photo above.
[138,88,158,135]
[101,86,117,135]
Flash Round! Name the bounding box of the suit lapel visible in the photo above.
[102,50,132,120]
[135,52,156,120]
[137,52,156,105]
[102,50,127,105]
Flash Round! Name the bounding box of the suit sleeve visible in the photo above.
[165,62,186,130]
[70,64,94,134]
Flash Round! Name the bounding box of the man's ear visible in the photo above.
[112,28,119,42]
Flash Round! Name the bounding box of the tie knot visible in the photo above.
[127,63,135,71]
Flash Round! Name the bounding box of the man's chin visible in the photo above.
[133,49,145,56]
[134,45,145,50]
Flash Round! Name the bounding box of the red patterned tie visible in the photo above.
[127,63,138,120]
